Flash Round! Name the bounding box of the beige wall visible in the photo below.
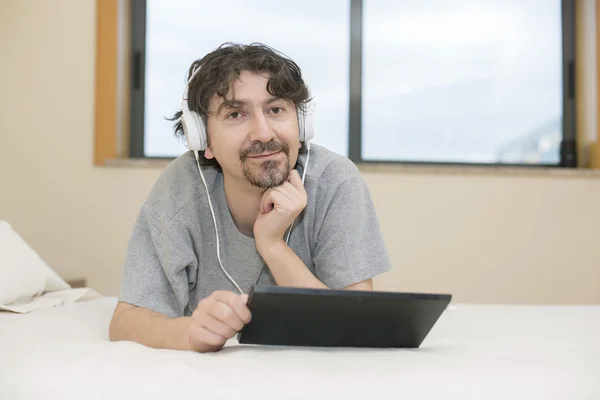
[1,0,599,304]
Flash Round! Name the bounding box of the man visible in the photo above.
[109,42,391,353]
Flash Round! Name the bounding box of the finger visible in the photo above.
[284,172,307,203]
[288,169,304,190]
[227,294,252,324]
[260,188,275,214]
[211,290,240,304]
[208,300,246,331]
[275,181,307,209]
[267,190,290,212]
[200,312,238,338]
[266,186,306,215]
[272,182,297,201]
[194,326,227,347]
[209,291,251,323]
[260,188,287,214]
[189,318,227,348]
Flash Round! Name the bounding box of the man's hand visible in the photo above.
[253,169,307,252]
[187,291,251,352]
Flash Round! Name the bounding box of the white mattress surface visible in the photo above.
[0,297,598,399]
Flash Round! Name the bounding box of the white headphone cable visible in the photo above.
[285,144,310,244]
[194,150,244,295]
[193,146,310,295]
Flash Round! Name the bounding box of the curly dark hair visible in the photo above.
[167,42,313,169]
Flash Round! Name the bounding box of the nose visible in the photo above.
[248,110,275,142]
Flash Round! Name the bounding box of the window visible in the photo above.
[130,0,576,167]
[130,0,349,158]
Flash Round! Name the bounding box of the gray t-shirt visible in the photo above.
[118,144,392,318]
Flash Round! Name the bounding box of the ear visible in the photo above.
[204,146,215,159]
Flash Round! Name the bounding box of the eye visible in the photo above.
[226,111,243,119]
[270,106,284,114]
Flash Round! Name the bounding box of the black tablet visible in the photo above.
[237,286,452,348]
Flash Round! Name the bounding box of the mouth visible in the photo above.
[246,150,282,160]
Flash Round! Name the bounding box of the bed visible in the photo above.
[1,296,599,399]
[1,221,599,399]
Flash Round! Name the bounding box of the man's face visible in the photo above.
[204,70,301,189]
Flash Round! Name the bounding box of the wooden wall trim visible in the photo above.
[94,0,118,166]
[597,0,600,145]
[593,0,600,168]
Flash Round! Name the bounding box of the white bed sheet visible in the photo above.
[0,297,598,400]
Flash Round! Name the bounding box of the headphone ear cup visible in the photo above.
[182,109,207,151]
[192,112,208,150]
[298,110,305,143]
[298,102,314,143]
[302,109,314,143]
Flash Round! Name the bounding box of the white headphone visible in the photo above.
[180,65,314,295]
[180,66,315,152]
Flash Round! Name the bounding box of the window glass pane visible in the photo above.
[362,0,563,164]
[144,0,349,158]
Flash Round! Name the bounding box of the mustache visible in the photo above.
[240,141,289,161]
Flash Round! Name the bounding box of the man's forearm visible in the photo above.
[109,303,193,351]
[257,240,328,289]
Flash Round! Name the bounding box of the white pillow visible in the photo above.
[0,221,70,306]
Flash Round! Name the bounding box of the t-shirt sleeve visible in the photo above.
[312,175,392,289]
[118,204,196,318]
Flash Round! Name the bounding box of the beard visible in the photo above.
[239,140,291,189]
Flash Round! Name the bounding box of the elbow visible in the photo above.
[108,311,122,342]
[108,302,134,342]
[108,316,120,342]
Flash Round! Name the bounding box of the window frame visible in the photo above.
[123,0,577,167]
